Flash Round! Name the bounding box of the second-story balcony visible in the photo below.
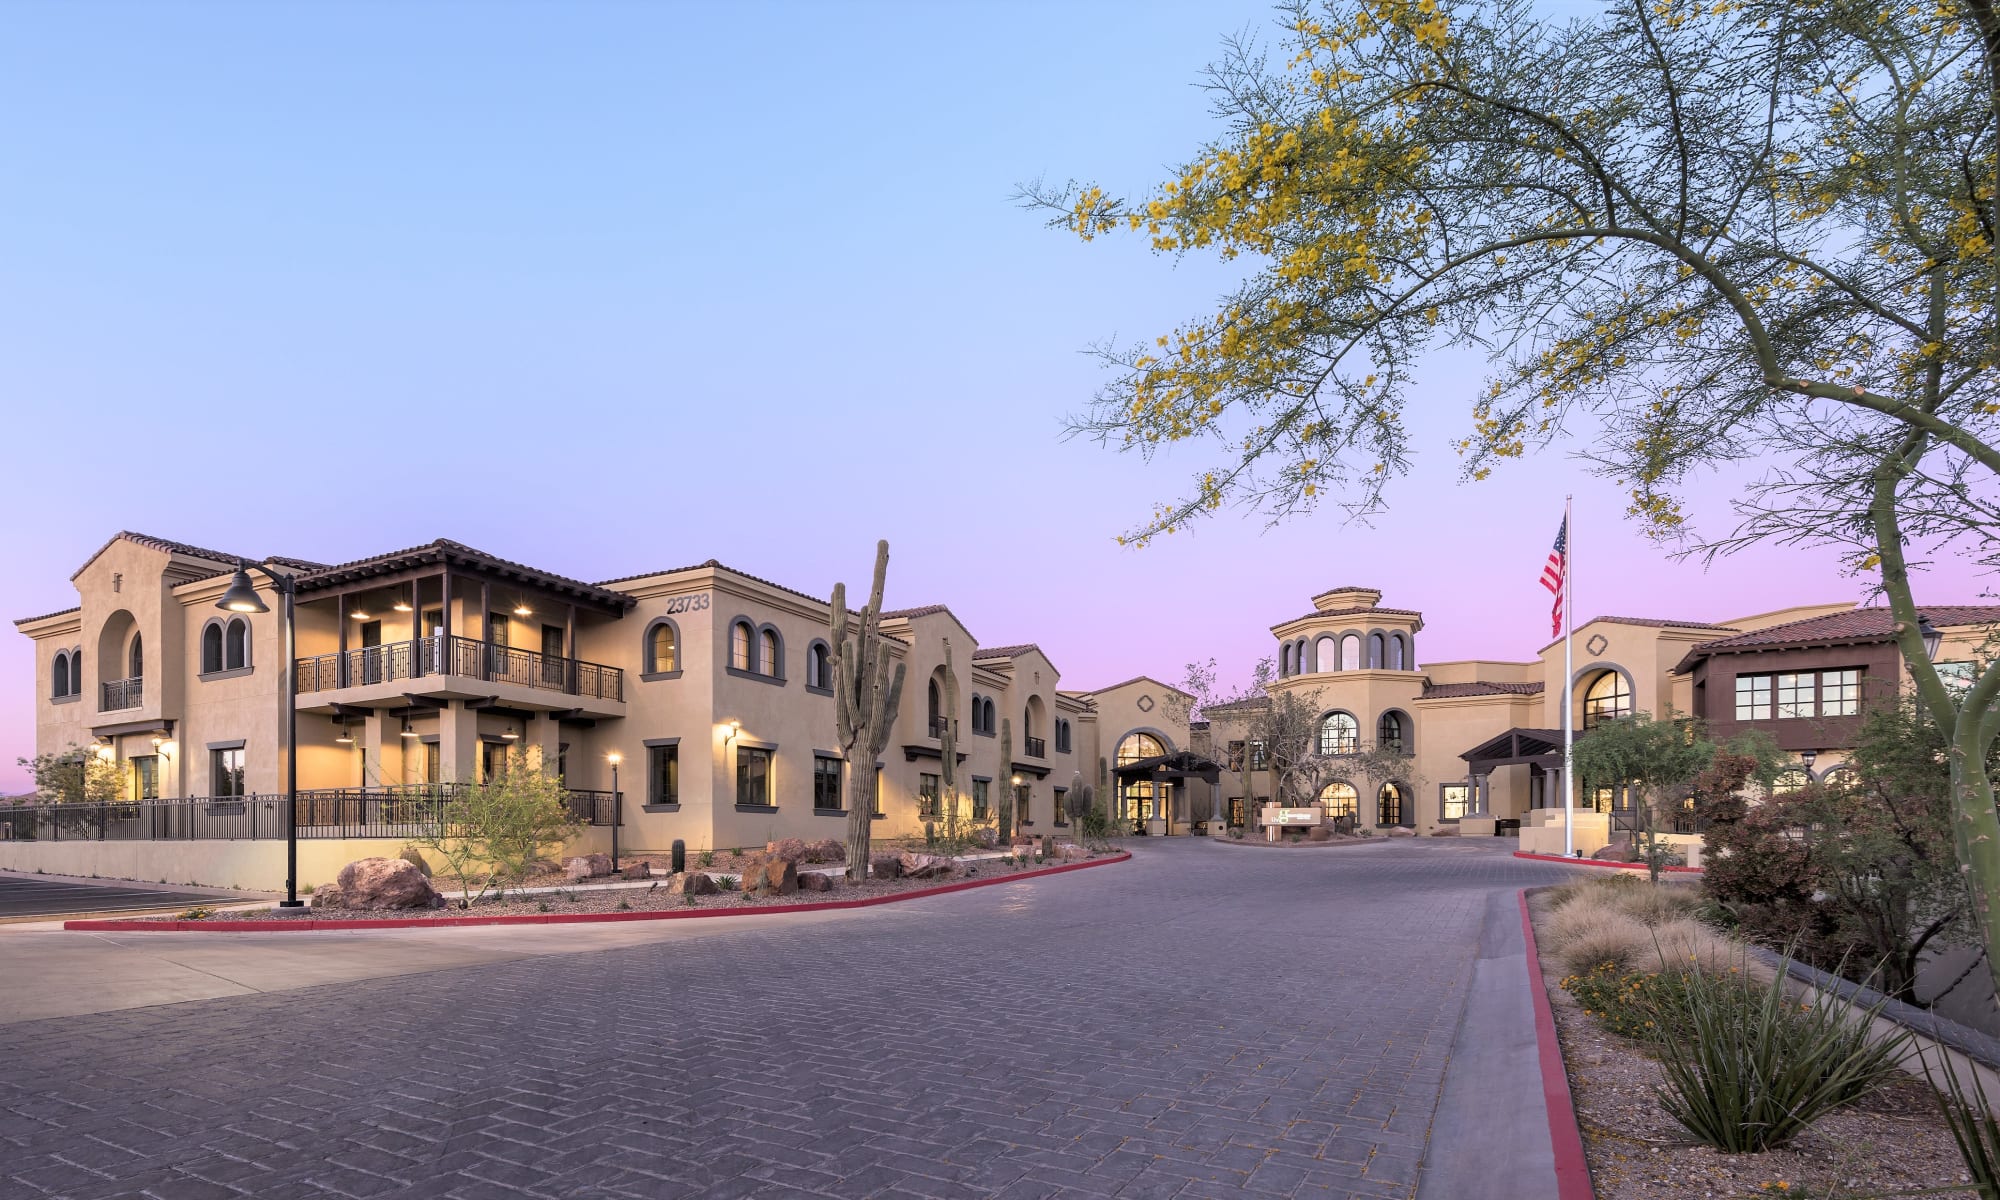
[1023,735,1047,758]
[101,677,143,712]
[294,633,624,713]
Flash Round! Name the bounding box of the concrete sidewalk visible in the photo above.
[1418,888,1563,1199]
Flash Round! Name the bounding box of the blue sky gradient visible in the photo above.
[1,1,1983,789]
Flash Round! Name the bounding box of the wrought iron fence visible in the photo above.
[0,784,619,842]
[100,676,143,711]
[1023,735,1047,758]
[294,635,622,702]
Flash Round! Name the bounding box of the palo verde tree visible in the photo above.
[1027,0,2000,995]
[830,541,908,882]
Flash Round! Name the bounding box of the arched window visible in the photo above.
[224,618,249,671]
[928,678,942,726]
[1388,634,1407,671]
[1319,781,1359,822]
[1317,711,1360,755]
[1367,632,1386,669]
[645,621,678,674]
[1377,782,1404,826]
[730,621,753,671]
[759,627,781,677]
[1116,732,1169,821]
[982,697,995,734]
[968,692,983,733]
[1339,634,1362,671]
[1314,635,1337,673]
[1022,704,1034,739]
[1056,719,1071,754]
[201,623,225,674]
[51,652,70,699]
[1771,767,1811,795]
[1377,711,1407,753]
[807,641,830,689]
[1582,670,1632,729]
[1280,644,1293,676]
[128,633,143,679]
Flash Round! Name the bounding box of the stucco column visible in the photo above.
[529,712,559,775]
[361,712,386,787]
[438,702,479,785]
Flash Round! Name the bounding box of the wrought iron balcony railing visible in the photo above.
[294,634,623,702]
[100,677,143,712]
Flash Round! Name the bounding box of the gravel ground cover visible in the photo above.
[134,854,1111,923]
[1529,890,1972,1199]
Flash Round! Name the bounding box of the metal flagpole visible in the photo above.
[1563,495,1576,858]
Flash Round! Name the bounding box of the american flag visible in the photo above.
[1539,517,1568,638]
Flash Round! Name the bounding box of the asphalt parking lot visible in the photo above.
[0,873,238,919]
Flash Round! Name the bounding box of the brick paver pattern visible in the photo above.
[0,839,1579,1199]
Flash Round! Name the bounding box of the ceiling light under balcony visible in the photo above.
[351,609,372,621]
[513,603,532,617]
[334,724,354,746]
[502,725,520,741]
[400,719,418,739]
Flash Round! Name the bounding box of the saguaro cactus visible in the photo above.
[997,717,1015,842]
[938,638,960,833]
[830,540,907,882]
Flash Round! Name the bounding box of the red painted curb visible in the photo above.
[1513,851,1702,874]
[62,852,1131,933]
[1519,890,1596,1200]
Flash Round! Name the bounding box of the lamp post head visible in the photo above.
[606,751,622,767]
[1800,749,1818,771]
[1918,615,1944,662]
[217,566,269,614]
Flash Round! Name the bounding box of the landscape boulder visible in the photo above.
[1307,826,1333,842]
[621,860,653,880]
[667,871,718,896]
[327,857,438,910]
[868,853,903,880]
[898,851,952,879]
[751,860,799,896]
[1386,827,1417,838]
[1057,843,1089,861]
[565,853,613,882]
[799,871,834,892]
[1592,844,1632,862]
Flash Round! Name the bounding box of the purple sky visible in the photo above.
[2,1,1984,791]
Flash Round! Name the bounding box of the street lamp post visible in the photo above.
[218,563,303,908]
[606,751,622,872]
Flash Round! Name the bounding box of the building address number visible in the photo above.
[663,594,710,615]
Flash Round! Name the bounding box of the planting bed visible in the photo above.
[1527,886,1968,1198]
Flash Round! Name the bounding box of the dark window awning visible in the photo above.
[1112,750,1222,785]
[1460,727,1565,770]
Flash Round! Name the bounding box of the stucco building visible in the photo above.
[13,531,1997,885]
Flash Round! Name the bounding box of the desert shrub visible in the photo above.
[1644,917,1742,974]
[1561,963,1692,1041]
[1654,956,1907,1151]
[1544,903,1652,975]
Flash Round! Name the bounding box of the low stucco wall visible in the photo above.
[1518,810,1612,857]
[0,827,614,892]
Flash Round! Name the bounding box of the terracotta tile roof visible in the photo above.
[1420,681,1546,699]
[12,604,81,627]
[881,604,951,619]
[1271,606,1424,629]
[974,643,1040,661]
[71,531,325,582]
[296,539,635,611]
[1588,616,1738,630]
[1678,605,2000,667]
[596,558,830,607]
[1200,696,1271,713]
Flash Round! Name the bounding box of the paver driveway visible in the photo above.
[0,839,1580,1199]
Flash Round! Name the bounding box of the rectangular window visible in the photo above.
[1775,672,1814,719]
[212,748,246,797]
[648,744,679,806]
[130,755,159,801]
[1016,783,1033,826]
[1053,787,1069,826]
[814,757,843,810]
[487,613,510,647]
[872,766,883,817]
[1226,740,1245,772]
[423,741,440,784]
[1440,783,1472,821]
[736,747,772,807]
[1820,668,1862,716]
[1735,673,1774,721]
[1249,740,1269,770]
[972,778,989,819]
[918,773,941,818]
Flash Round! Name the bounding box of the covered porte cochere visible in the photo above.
[1112,749,1222,836]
